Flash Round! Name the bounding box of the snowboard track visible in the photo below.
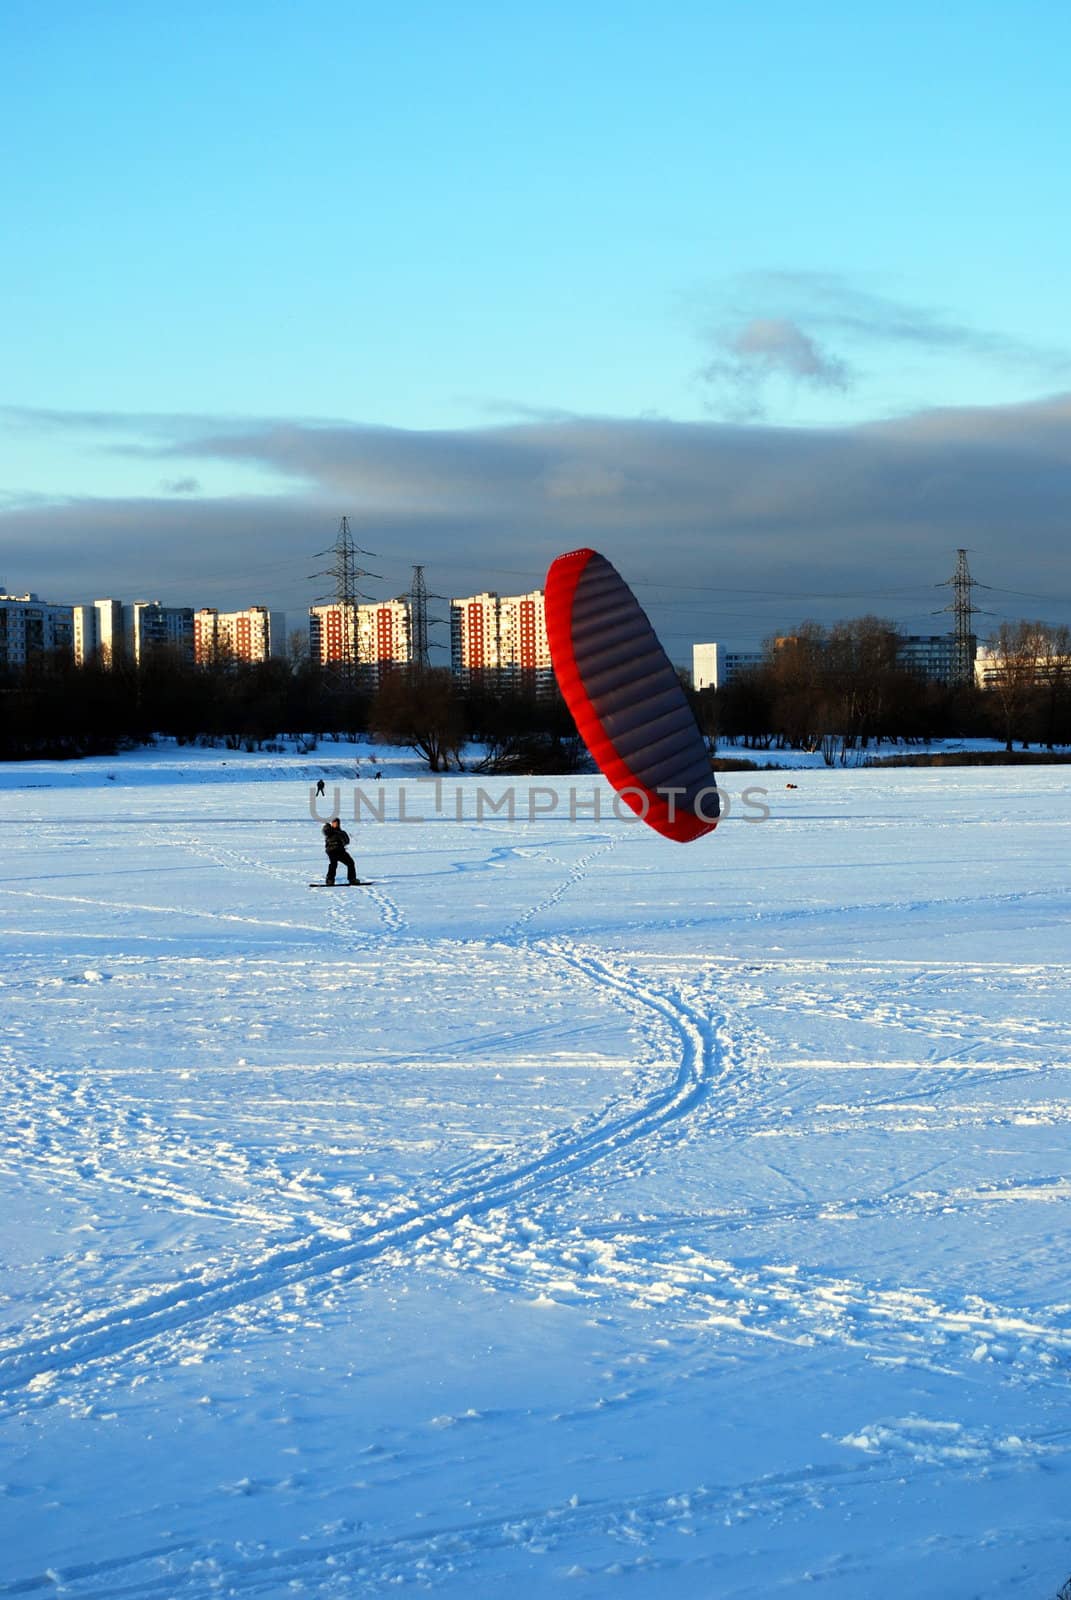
[0,938,730,1399]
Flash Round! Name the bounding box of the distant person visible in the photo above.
[315,778,326,797]
[322,818,358,885]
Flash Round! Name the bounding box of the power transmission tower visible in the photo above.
[935,547,990,685]
[309,517,381,681]
[408,564,446,671]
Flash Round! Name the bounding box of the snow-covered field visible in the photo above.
[2,747,1069,1598]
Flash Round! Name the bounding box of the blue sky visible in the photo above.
[3,1,1070,650]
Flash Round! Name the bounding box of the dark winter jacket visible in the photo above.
[323,823,351,856]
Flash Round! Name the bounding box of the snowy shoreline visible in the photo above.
[2,733,1067,789]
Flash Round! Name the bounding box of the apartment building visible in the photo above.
[0,592,74,668]
[309,604,357,670]
[897,634,969,684]
[450,592,501,679]
[498,590,552,686]
[194,606,285,665]
[309,598,412,680]
[72,599,125,667]
[356,599,411,683]
[691,643,764,691]
[974,641,1071,688]
[127,601,195,666]
[450,589,553,691]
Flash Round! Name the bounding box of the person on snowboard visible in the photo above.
[322,817,358,885]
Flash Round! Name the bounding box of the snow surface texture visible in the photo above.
[1,747,1069,1598]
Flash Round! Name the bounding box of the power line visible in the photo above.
[448,565,976,603]
[983,585,1071,603]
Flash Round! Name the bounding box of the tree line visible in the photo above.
[0,654,584,769]
[699,617,1071,760]
[2,616,1068,765]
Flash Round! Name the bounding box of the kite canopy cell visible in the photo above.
[544,548,719,843]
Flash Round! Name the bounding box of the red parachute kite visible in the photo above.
[545,549,719,843]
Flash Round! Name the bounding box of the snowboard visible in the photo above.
[308,880,376,887]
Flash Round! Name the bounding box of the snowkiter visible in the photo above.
[315,778,326,797]
[322,818,358,885]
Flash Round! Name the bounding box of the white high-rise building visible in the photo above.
[73,599,125,667]
[0,592,74,667]
[194,606,285,666]
[692,642,764,690]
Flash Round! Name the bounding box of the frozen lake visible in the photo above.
[1,749,1069,1597]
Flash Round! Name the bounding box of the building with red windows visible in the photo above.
[356,598,411,683]
[309,598,411,682]
[498,590,552,687]
[450,589,552,692]
[449,592,500,680]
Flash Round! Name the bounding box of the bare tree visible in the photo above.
[983,621,1058,751]
[371,667,465,771]
[825,616,905,749]
[763,623,828,752]
[1036,623,1071,749]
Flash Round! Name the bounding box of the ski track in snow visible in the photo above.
[0,1045,351,1242]
[423,1208,1071,1392]
[0,1444,1040,1599]
[0,935,729,1400]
